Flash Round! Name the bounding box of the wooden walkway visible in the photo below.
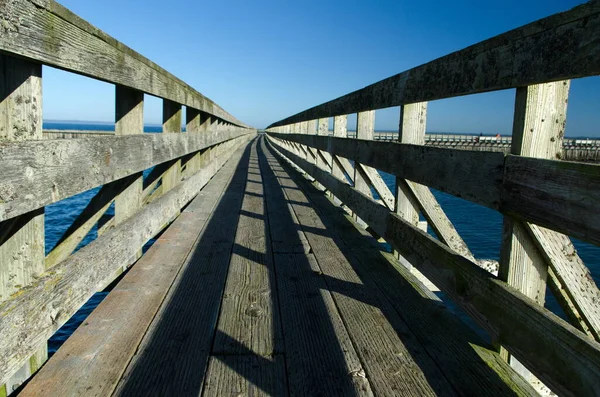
[20,136,534,396]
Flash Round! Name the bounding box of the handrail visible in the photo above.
[0,0,249,128]
[264,3,600,396]
[267,2,600,128]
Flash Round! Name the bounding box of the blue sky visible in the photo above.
[43,0,599,136]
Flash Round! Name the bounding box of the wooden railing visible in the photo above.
[0,0,255,394]
[266,2,600,396]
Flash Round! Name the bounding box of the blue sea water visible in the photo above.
[43,122,600,354]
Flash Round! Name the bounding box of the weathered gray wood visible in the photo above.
[212,142,283,356]
[0,0,247,128]
[0,128,255,222]
[270,132,600,245]
[501,154,600,246]
[264,138,456,396]
[18,143,249,397]
[0,54,46,395]
[268,3,600,128]
[268,132,504,209]
[285,142,537,396]
[406,181,475,261]
[45,175,138,269]
[114,85,144,270]
[0,135,250,386]
[267,135,600,397]
[396,103,426,228]
[202,355,287,397]
[358,164,394,210]
[162,100,183,194]
[528,224,600,341]
[114,140,251,396]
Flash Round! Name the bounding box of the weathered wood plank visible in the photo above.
[501,155,600,246]
[0,54,47,395]
[268,2,600,128]
[285,141,537,396]
[0,128,255,222]
[45,175,137,269]
[260,141,374,396]
[267,133,504,209]
[264,138,456,396]
[0,0,247,127]
[212,142,283,356]
[113,141,251,396]
[0,135,251,386]
[270,132,600,246]
[18,143,249,397]
[267,135,600,397]
[203,355,288,397]
[528,224,600,341]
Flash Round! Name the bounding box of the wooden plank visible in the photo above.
[267,133,504,209]
[203,355,287,397]
[0,128,255,222]
[0,0,247,127]
[45,175,137,269]
[114,85,144,269]
[212,142,283,356]
[113,142,251,396]
[271,132,600,245]
[267,136,600,397]
[264,138,456,396]
[259,142,374,396]
[267,2,600,127]
[19,143,248,397]
[528,224,600,340]
[358,164,394,210]
[0,54,47,395]
[501,155,600,246]
[406,181,475,261]
[0,135,250,386]
[286,143,537,396]
[162,99,183,193]
[396,102,426,228]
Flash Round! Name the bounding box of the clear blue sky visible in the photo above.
[43,0,599,136]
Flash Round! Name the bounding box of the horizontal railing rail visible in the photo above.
[267,2,600,128]
[265,3,600,396]
[0,0,256,393]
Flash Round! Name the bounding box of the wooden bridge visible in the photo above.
[1,1,600,396]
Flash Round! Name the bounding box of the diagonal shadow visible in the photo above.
[266,137,530,396]
[116,142,254,396]
[256,137,369,396]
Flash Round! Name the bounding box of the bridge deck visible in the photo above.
[21,137,534,396]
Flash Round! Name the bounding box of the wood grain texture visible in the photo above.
[264,138,456,396]
[19,143,248,397]
[0,55,46,395]
[0,135,250,386]
[203,355,288,397]
[268,2,600,128]
[267,135,600,397]
[113,140,252,396]
[528,224,600,341]
[0,128,255,222]
[0,0,247,127]
[267,133,504,209]
[284,142,537,396]
[396,103,426,228]
[212,142,283,356]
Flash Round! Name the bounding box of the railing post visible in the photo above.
[162,99,183,191]
[114,85,144,268]
[395,102,428,268]
[0,55,47,395]
[498,81,570,379]
[331,115,348,205]
[317,118,331,173]
[353,111,375,226]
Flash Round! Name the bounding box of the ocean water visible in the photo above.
[43,123,600,354]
